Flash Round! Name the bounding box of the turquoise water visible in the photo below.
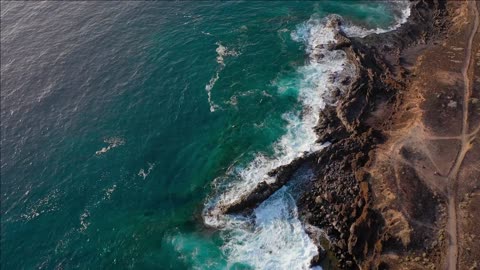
[1,2,406,269]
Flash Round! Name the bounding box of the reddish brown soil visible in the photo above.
[367,1,480,269]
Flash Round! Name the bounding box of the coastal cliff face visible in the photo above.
[298,0,480,269]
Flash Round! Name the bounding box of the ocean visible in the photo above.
[1,1,409,269]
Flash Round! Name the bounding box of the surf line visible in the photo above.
[201,4,413,266]
[201,15,357,269]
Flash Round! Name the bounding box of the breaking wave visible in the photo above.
[341,1,411,38]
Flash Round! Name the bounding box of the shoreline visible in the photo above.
[298,0,480,269]
[298,0,447,267]
[200,1,480,269]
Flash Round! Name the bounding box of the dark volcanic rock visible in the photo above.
[222,153,316,214]
[328,33,352,51]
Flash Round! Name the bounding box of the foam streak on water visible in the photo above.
[205,42,239,112]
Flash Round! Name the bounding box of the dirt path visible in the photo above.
[445,1,479,269]
[365,1,480,268]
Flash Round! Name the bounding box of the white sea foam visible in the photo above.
[205,42,239,112]
[138,162,155,180]
[341,1,411,38]
[205,72,220,112]
[95,137,125,155]
[20,188,60,221]
[215,42,238,66]
[223,187,319,270]
[103,184,116,200]
[79,210,90,232]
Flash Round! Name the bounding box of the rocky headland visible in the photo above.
[299,0,480,269]
[212,0,480,269]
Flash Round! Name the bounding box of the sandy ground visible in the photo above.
[367,1,480,269]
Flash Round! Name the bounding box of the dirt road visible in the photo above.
[446,1,479,269]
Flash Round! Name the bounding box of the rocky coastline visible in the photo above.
[298,1,446,268]
[298,0,449,268]
[298,0,480,269]
[212,0,480,269]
